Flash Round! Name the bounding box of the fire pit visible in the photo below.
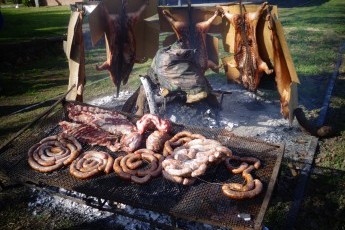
[0,101,283,229]
[0,1,312,229]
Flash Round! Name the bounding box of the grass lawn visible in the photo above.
[0,1,345,229]
[0,6,70,43]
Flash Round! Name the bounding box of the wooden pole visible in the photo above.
[76,10,85,102]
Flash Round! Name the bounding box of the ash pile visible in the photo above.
[89,75,310,161]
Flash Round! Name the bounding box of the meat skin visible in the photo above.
[97,0,149,96]
[162,9,221,73]
[222,2,273,91]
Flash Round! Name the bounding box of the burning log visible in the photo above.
[294,108,334,138]
[140,75,158,115]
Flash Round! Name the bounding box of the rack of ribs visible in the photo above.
[65,104,142,152]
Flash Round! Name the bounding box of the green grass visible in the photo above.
[0,6,70,43]
[279,0,345,76]
[0,44,149,143]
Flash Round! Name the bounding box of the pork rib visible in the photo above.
[65,104,143,152]
[59,121,122,152]
[66,104,136,135]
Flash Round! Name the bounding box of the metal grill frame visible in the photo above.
[0,100,284,230]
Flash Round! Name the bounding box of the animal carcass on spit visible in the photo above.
[220,2,299,122]
[92,0,149,96]
[160,6,222,74]
[221,2,273,91]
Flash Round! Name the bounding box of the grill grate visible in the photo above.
[0,101,284,229]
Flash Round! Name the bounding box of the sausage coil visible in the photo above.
[162,135,233,185]
[222,179,263,200]
[222,164,263,199]
[163,131,206,156]
[70,150,114,179]
[28,133,82,173]
[113,149,163,184]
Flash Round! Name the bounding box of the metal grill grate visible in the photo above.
[0,101,284,229]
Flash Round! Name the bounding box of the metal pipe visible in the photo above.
[316,43,345,127]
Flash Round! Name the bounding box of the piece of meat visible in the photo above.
[59,121,122,152]
[146,130,171,152]
[66,104,137,135]
[136,114,171,135]
[222,2,273,91]
[97,0,148,96]
[65,104,143,152]
[120,131,143,152]
[162,8,221,73]
[267,12,291,119]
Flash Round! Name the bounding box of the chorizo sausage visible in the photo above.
[70,151,114,179]
[28,134,82,173]
[222,179,263,199]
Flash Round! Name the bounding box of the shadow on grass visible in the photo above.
[294,166,345,230]
[0,99,56,117]
[265,161,345,229]
[0,78,67,97]
[0,39,66,69]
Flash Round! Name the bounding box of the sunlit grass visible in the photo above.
[0,6,70,43]
[278,0,345,76]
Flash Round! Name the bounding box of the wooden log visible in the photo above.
[140,76,158,115]
[122,86,141,113]
[135,85,147,116]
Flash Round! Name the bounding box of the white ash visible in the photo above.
[84,77,310,160]
[28,187,218,230]
[88,90,133,109]
[149,76,311,160]
[28,188,112,219]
